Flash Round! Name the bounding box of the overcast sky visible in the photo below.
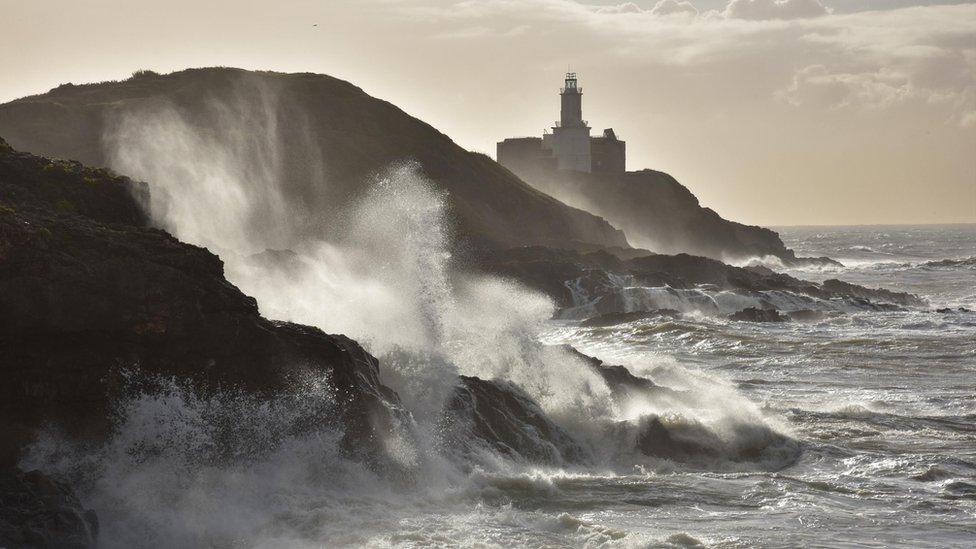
[1,0,974,225]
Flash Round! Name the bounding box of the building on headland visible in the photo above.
[497,72,625,175]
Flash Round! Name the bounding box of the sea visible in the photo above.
[23,224,976,548]
[537,224,976,548]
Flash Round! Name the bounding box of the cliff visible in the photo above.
[0,137,403,466]
[0,135,670,499]
[506,166,837,265]
[0,68,626,252]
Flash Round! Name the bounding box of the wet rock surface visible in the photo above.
[632,415,799,466]
[0,138,401,465]
[0,468,98,549]
[441,376,591,466]
[477,246,924,316]
[558,345,678,403]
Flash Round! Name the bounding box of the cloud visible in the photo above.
[2,0,970,223]
[594,2,644,14]
[651,0,699,17]
[780,65,912,110]
[724,0,829,20]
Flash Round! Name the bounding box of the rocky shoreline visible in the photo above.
[4,138,802,546]
[475,246,924,320]
[0,71,931,548]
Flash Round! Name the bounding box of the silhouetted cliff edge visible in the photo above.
[0,68,626,253]
[506,166,838,266]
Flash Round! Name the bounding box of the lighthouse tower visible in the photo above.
[544,72,592,172]
[496,71,624,176]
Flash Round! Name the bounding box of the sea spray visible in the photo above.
[100,71,795,467]
[103,78,619,445]
[20,72,820,546]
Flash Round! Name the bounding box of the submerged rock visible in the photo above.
[729,307,789,323]
[922,257,976,269]
[0,468,98,549]
[936,307,973,314]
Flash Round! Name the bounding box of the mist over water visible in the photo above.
[23,80,975,547]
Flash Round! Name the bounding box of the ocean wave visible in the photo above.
[921,256,976,269]
[787,406,976,435]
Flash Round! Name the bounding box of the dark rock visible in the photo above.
[556,345,680,403]
[0,139,402,466]
[922,257,976,269]
[440,376,590,466]
[821,279,925,308]
[477,246,922,316]
[551,346,798,467]
[729,307,788,323]
[632,415,799,466]
[635,416,723,460]
[0,468,98,549]
[504,165,841,266]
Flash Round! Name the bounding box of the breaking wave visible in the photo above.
[18,75,802,546]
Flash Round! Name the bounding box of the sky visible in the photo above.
[0,0,974,226]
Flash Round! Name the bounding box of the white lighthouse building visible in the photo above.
[497,72,625,176]
[543,73,592,172]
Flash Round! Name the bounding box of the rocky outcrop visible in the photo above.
[0,68,626,252]
[820,279,927,309]
[632,415,797,465]
[923,257,976,269]
[440,376,590,466]
[558,345,798,467]
[557,345,677,403]
[0,137,402,465]
[477,246,924,317]
[506,166,839,266]
[0,468,98,549]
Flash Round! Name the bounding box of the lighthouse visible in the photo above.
[544,72,592,172]
[496,72,625,176]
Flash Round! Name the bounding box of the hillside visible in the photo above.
[0,136,403,466]
[505,166,836,265]
[0,68,626,253]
